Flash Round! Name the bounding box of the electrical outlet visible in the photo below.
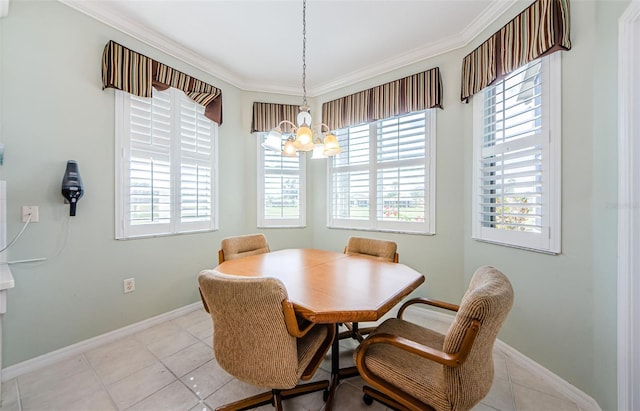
[123,278,135,293]
[22,206,39,222]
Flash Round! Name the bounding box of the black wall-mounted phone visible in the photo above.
[61,160,84,216]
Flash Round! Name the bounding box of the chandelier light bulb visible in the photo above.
[323,133,342,156]
[283,138,298,157]
[262,128,283,152]
[294,124,314,151]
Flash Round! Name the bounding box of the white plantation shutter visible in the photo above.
[331,124,370,225]
[472,54,561,253]
[129,93,172,227]
[116,88,218,238]
[179,99,213,225]
[328,111,435,234]
[257,134,305,227]
[376,113,428,231]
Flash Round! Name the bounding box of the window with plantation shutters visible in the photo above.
[472,54,561,253]
[116,88,218,239]
[328,110,435,234]
[257,134,306,227]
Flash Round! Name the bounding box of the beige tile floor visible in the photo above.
[0,308,585,411]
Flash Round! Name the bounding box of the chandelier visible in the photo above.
[262,0,341,159]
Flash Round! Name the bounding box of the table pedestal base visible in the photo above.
[324,324,360,410]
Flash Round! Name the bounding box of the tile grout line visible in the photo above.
[81,352,121,411]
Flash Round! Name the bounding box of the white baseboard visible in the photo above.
[1,302,202,381]
[0,302,602,411]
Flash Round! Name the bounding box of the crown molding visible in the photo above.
[59,0,517,97]
[59,0,245,90]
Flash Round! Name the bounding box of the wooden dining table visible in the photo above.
[215,248,425,410]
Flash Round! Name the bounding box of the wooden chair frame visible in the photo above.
[355,298,480,411]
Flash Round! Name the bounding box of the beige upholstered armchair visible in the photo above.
[218,233,270,264]
[354,266,514,411]
[341,236,399,342]
[198,269,335,411]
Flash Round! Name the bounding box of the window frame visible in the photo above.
[471,53,561,254]
[256,133,307,228]
[115,88,219,239]
[326,110,436,235]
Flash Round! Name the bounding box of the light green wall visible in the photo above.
[0,0,310,367]
[0,1,626,410]
[459,2,624,410]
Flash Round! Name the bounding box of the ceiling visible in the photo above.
[62,0,519,97]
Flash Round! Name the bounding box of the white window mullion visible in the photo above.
[369,122,378,228]
[169,89,181,235]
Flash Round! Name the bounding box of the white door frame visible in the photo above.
[618,1,640,409]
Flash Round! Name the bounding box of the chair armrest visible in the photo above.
[397,297,460,319]
[218,249,224,264]
[198,287,210,313]
[282,300,316,338]
[355,319,480,369]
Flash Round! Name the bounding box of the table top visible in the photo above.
[215,248,425,324]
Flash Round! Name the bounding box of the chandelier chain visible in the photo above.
[302,0,307,108]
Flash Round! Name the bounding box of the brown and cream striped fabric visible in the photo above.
[251,102,300,133]
[344,236,398,262]
[322,67,443,131]
[460,0,571,102]
[500,0,571,75]
[101,40,153,98]
[219,233,270,262]
[460,35,498,104]
[101,40,223,124]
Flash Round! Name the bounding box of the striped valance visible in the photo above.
[102,40,223,124]
[251,102,300,133]
[460,35,498,104]
[322,67,443,131]
[460,0,571,102]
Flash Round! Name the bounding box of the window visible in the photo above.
[115,88,218,239]
[327,110,436,234]
[472,54,561,253]
[257,134,306,227]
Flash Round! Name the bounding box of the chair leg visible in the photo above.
[362,386,413,411]
[273,391,283,411]
[281,380,329,401]
[338,322,377,342]
[362,385,435,411]
[215,391,274,411]
[215,381,329,411]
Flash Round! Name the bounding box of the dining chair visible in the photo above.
[201,233,272,314]
[341,236,399,342]
[344,236,399,263]
[198,269,335,411]
[354,265,514,411]
[218,233,270,264]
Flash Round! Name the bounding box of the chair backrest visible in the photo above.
[344,236,398,262]
[443,266,514,410]
[219,233,270,263]
[198,270,300,388]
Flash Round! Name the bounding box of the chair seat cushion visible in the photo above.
[297,324,329,376]
[355,318,451,411]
